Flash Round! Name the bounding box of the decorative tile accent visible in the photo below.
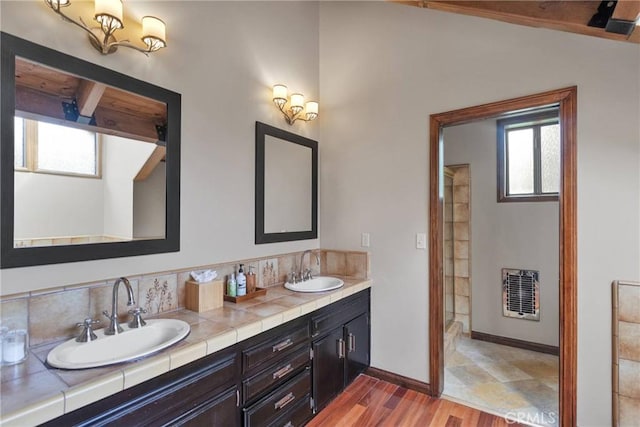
[277,255,297,284]
[206,330,237,355]
[620,395,640,426]
[0,392,65,427]
[455,295,470,315]
[0,249,369,356]
[1,298,28,331]
[28,289,89,347]
[123,354,170,389]
[456,277,470,297]
[454,223,469,241]
[453,185,470,203]
[454,260,469,278]
[453,203,470,222]
[454,241,469,260]
[346,252,369,279]
[619,321,640,362]
[619,359,640,399]
[619,285,640,323]
[0,371,67,415]
[169,341,207,369]
[322,251,346,276]
[63,371,123,413]
[613,281,640,426]
[258,259,279,288]
[139,274,177,315]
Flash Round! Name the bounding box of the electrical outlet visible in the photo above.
[416,233,427,249]
[361,233,370,248]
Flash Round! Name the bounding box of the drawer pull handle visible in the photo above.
[272,338,293,352]
[273,363,293,380]
[275,392,295,410]
[348,333,356,352]
[283,422,293,427]
[337,338,345,359]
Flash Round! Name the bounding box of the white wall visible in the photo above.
[444,120,559,346]
[133,162,166,239]
[319,3,639,425]
[102,135,155,239]
[0,1,319,293]
[14,172,104,239]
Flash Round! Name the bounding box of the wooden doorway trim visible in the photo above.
[428,87,577,426]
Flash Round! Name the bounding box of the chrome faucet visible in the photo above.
[299,250,320,281]
[103,277,136,335]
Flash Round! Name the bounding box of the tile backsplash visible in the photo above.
[0,249,369,350]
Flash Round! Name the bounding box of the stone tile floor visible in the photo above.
[443,335,559,427]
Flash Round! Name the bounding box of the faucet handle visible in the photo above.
[128,307,147,329]
[75,318,100,343]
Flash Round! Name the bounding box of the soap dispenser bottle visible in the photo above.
[236,264,247,296]
[246,266,256,294]
[228,273,237,297]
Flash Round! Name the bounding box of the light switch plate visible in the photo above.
[416,233,427,249]
[361,233,370,248]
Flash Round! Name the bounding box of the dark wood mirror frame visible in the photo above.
[0,32,181,268]
[255,121,317,244]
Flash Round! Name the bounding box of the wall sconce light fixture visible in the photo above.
[272,84,318,125]
[44,0,167,56]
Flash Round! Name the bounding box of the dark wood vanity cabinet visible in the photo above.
[311,292,371,413]
[42,347,240,427]
[42,289,370,427]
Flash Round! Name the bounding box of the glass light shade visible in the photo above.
[290,93,304,115]
[95,0,123,28]
[305,101,318,118]
[46,0,71,7]
[273,84,288,102]
[141,16,167,50]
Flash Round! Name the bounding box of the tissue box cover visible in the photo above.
[185,279,224,312]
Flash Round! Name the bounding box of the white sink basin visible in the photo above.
[284,276,344,293]
[47,319,190,369]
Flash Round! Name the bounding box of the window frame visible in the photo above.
[14,117,102,179]
[497,110,560,203]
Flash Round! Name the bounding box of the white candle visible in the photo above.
[3,341,25,363]
[2,330,27,365]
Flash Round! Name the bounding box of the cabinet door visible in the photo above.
[345,313,370,385]
[312,327,345,412]
[173,386,239,427]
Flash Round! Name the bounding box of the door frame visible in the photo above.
[428,87,577,426]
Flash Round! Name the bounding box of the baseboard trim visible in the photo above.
[366,367,431,395]
[470,330,559,355]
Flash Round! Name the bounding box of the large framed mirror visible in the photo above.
[1,32,181,268]
[255,122,317,244]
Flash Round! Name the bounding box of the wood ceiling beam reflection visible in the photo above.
[392,0,639,43]
[15,85,159,143]
[76,80,107,117]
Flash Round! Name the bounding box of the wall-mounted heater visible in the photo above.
[502,268,540,321]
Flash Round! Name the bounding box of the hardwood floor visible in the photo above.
[307,374,524,427]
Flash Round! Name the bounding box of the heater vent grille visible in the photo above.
[502,268,540,321]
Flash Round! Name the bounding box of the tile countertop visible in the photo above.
[0,278,372,427]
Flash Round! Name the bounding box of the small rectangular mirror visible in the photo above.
[255,122,317,244]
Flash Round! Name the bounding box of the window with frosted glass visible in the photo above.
[37,122,97,175]
[13,118,98,177]
[498,110,559,202]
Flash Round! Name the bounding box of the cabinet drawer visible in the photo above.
[243,344,310,404]
[243,324,309,373]
[243,368,311,427]
[311,293,368,338]
[270,393,313,427]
